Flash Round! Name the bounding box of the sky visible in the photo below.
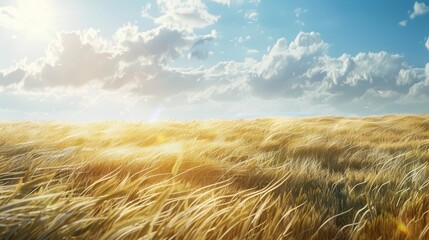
[0,0,428,121]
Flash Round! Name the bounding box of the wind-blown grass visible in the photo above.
[1,115,429,239]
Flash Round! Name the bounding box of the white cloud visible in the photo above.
[23,29,117,89]
[231,35,251,45]
[210,0,231,6]
[398,20,408,27]
[155,0,219,30]
[116,24,190,63]
[141,3,152,19]
[406,64,429,100]
[426,37,429,50]
[240,31,429,115]
[294,7,307,18]
[249,32,329,98]
[294,8,307,28]
[396,68,425,86]
[247,49,259,55]
[105,24,214,96]
[318,52,421,104]
[244,10,258,22]
[2,27,429,118]
[248,0,261,4]
[410,1,429,19]
[400,2,428,27]
[295,20,305,27]
[188,30,217,60]
[210,0,260,7]
[0,67,26,88]
[0,23,221,100]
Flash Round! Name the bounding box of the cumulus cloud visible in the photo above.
[188,30,217,60]
[2,27,429,117]
[410,1,429,19]
[317,52,422,104]
[27,30,117,89]
[0,68,26,88]
[239,31,429,115]
[249,32,328,98]
[102,24,214,96]
[406,64,429,98]
[115,24,190,63]
[154,0,219,30]
[0,23,222,100]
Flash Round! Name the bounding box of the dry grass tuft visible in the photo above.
[1,115,429,239]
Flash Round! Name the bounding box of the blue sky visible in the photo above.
[0,0,428,121]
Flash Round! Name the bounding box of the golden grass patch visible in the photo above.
[1,115,429,239]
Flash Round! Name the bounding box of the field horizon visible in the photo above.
[1,115,429,239]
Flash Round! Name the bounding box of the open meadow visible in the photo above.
[1,115,429,239]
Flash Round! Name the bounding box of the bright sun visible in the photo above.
[16,0,55,37]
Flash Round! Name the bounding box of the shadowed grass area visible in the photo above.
[1,115,429,239]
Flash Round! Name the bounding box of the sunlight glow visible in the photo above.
[16,0,55,37]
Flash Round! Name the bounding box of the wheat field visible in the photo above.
[1,115,429,239]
